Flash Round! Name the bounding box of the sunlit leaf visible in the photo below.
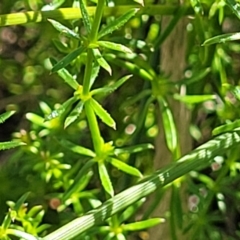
[174,94,216,104]
[114,143,154,155]
[89,98,116,129]
[79,0,91,34]
[52,46,86,72]
[122,218,164,231]
[48,19,80,40]
[91,75,132,95]
[212,120,240,136]
[98,41,132,53]
[92,48,112,75]
[90,62,100,89]
[50,58,79,90]
[26,113,46,127]
[64,101,84,128]
[98,162,114,197]
[0,141,26,151]
[108,158,142,177]
[59,139,96,157]
[98,8,139,39]
[202,32,240,46]
[0,111,15,124]
[45,97,77,121]
[158,97,178,153]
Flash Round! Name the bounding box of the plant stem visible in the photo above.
[82,49,94,95]
[90,0,105,41]
[84,100,103,155]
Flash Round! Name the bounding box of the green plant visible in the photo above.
[1,0,240,239]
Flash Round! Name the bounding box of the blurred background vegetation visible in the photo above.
[1,0,240,239]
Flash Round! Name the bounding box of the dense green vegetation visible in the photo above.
[1,0,240,239]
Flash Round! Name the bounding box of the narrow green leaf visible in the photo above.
[62,160,95,202]
[190,0,203,15]
[108,158,142,178]
[45,97,77,121]
[122,218,164,231]
[0,111,15,124]
[48,19,80,40]
[119,198,145,223]
[52,46,86,72]
[50,58,79,90]
[114,143,154,155]
[212,120,240,136]
[106,54,153,81]
[98,8,139,39]
[59,139,96,157]
[98,162,114,197]
[226,0,240,20]
[158,98,178,153]
[98,41,132,53]
[26,113,46,127]
[91,75,132,96]
[89,98,116,129]
[90,62,100,89]
[14,192,30,211]
[0,141,26,151]
[43,131,240,240]
[202,32,240,46]
[79,0,91,34]
[92,48,112,75]
[64,101,84,128]
[174,94,216,104]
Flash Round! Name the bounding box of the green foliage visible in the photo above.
[1,0,240,240]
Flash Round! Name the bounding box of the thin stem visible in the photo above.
[84,100,103,155]
[82,49,94,95]
[90,0,105,41]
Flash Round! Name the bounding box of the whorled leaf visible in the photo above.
[92,48,112,75]
[122,218,164,231]
[50,58,79,90]
[98,41,132,53]
[64,101,84,128]
[114,143,154,155]
[48,19,80,40]
[173,94,216,104]
[45,97,77,122]
[98,162,114,197]
[89,98,116,129]
[79,0,91,34]
[59,139,96,157]
[0,111,15,124]
[202,32,240,46]
[0,141,26,151]
[158,97,178,153]
[108,158,142,178]
[52,46,86,72]
[91,75,132,96]
[98,8,139,39]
